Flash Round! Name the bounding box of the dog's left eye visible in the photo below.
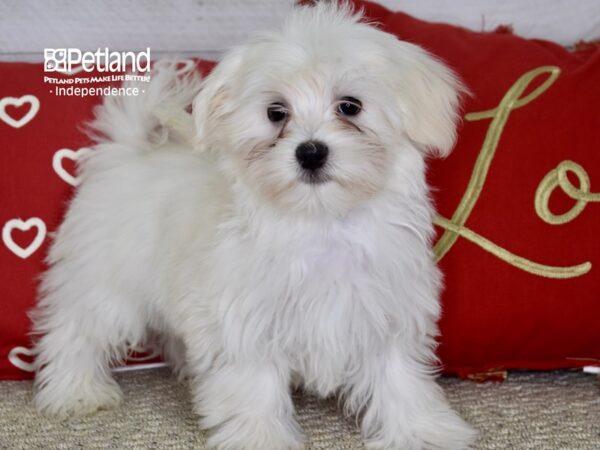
[337,97,362,116]
[267,103,288,123]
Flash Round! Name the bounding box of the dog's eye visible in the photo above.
[267,103,288,123]
[337,97,362,116]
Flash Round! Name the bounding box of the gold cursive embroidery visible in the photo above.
[433,66,592,279]
[535,160,600,225]
[433,216,591,279]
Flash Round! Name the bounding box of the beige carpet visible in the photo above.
[1,369,598,449]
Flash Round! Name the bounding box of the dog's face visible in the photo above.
[193,3,462,217]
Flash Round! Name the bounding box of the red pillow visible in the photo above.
[351,1,600,378]
[2,5,599,380]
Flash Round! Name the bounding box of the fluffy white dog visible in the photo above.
[32,2,476,449]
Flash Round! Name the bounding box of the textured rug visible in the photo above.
[1,369,598,449]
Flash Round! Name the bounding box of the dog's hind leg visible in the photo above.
[31,284,144,417]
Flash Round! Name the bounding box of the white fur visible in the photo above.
[31,3,476,449]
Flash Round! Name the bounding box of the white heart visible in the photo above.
[154,59,195,76]
[2,217,47,259]
[56,64,85,76]
[52,147,91,186]
[127,343,162,362]
[0,95,40,129]
[8,346,35,372]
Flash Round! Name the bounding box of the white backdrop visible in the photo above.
[0,0,598,61]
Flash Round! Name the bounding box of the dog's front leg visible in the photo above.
[349,345,476,450]
[190,356,304,450]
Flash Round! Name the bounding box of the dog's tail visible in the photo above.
[87,60,203,151]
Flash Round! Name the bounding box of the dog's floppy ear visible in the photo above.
[192,49,244,152]
[391,42,466,157]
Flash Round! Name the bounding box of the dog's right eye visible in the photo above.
[267,103,288,123]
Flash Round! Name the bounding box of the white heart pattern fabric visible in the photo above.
[8,346,35,372]
[52,147,91,186]
[2,217,47,259]
[127,343,163,362]
[56,65,85,76]
[153,59,195,76]
[0,95,40,128]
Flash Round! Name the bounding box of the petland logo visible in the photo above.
[43,48,152,97]
[44,48,151,73]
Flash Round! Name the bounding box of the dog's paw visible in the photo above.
[34,377,123,418]
[365,409,477,450]
[416,409,477,450]
[205,414,305,450]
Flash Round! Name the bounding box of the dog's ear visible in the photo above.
[192,49,244,152]
[390,42,466,157]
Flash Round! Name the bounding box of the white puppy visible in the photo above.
[32,2,476,449]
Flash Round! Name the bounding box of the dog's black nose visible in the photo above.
[296,141,329,171]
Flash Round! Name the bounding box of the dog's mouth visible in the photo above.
[298,169,331,185]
